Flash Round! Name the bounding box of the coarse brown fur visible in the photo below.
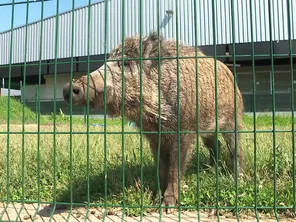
[63,32,244,211]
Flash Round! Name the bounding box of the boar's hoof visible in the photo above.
[162,193,177,214]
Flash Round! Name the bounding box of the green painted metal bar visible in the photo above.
[0,1,15,220]
[84,107,86,124]
[1,52,295,70]
[230,0,240,221]
[121,0,126,220]
[20,0,30,212]
[174,0,181,219]
[48,0,59,220]
[211,0,220,221]
[242,0,246,42]
[65,0,76,221]
[271,0,276,41]
[199,0,202,45]
[193,0,201,221]
[156,0,163,220]
[292,0,295,38]
[138,0,144,221]
[235,0,240,44]
[14,0,30,219]
[286,0,296,215]
[278,0,282,40]
[35,85,38,121]
[262,0,267,41]
[249,0,260,221]
[246,0,250,42]
[83,1,93,221]
[219,0,223,43]
[267,0,280,221]
[254,0,259,41]
[36,2,45,215]
[2,128,296,135]
[0,0,51,7]
[206,0,210,44]
[32,84,41,221]
[103,0,109,221]
[2,198,296,210]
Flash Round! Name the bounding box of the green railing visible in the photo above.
[0,0,295,222]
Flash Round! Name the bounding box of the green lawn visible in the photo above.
[0,97,295,216]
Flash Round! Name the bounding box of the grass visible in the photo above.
[0,96,125,125]
[0,97,36,124]
[0,97,295,217]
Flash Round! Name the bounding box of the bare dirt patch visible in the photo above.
[1,203,295,222]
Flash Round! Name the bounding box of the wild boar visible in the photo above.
[63,32,244,210]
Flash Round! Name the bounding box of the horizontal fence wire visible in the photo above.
[0,0,295,222]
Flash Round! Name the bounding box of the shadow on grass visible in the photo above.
[38,162,157,217]
[37,149,215,217]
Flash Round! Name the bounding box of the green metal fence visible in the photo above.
[0,0,295,221]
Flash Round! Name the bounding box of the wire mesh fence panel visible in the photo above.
[0,0,295,222]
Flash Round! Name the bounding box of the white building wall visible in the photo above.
[23,73,82,102]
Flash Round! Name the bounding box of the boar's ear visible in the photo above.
[142,32,166,70]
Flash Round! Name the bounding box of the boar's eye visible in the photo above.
[118,60,130,68]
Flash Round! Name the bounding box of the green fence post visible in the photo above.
[35,84,38,123]
[66,1,76,220]
[193,0,201,221]
[103,0,109,220]
[0,1,15,221]
[50,1,60,218]
[84,107,86,124]
[121,0,126,219]
[286,0,296,215]
[156,0,163,220]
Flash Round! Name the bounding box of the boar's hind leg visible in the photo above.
[222,124,243,174]
[162,134,194,209]
[202,134,222,167]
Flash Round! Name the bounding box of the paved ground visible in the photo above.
[1,203,295,222]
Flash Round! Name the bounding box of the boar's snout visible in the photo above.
[63,82,84,105]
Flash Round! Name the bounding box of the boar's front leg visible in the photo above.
[146,134,169,195]
[162,134,194,213]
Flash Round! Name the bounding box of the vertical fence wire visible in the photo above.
[193,0,201,221]
[65,0,76,220]
[139,0,144,220]
[267,0,280,221]
[230,0,239,220]
[211,0,220,220]
[121,0,126,220]
[0,1,15,220]
[249,0,259,221]
[32,1,45,220]
[174,0,181,219]
[156,0,163,219]
[18,1,30,220]
[279,0,283,40]
[85,1,92,220]
[49,0,60,220]
[286,0,296,215]
[103,0,109,220]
